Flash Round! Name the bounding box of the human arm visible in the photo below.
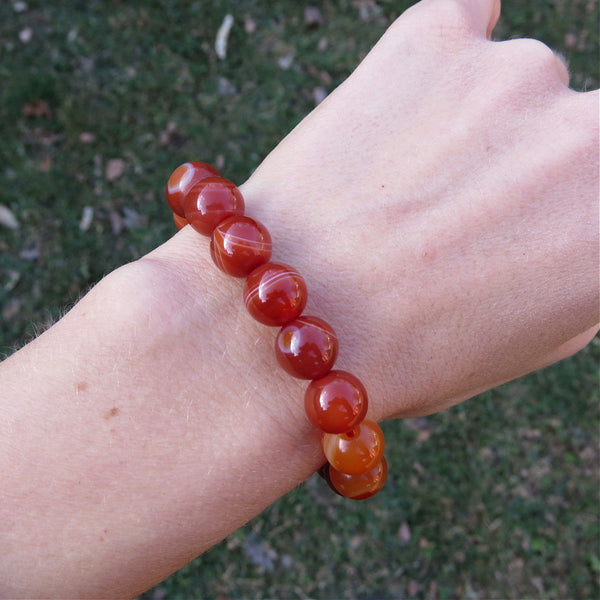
[1,0,598,597]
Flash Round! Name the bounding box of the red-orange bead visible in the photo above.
[166,161,220,217]
[275,316,338,379]
[329,457,388,500]
[322,419,385,476]
[210,216,272,277]
[243,262,308,326]
[173,213,189,230]
[304,370,368,433]
[184,176,245,236]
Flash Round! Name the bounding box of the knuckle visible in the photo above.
[499,38,568,83]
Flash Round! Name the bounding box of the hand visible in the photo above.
[224,0,599,420]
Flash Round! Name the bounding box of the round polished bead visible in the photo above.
[275,316,338,379]
[210,216,272,277]
[173,213,189,230]
[329,457,388,500]
[166,161,220,217]
[304,370,368,433]
[243,262,308,326]
[322,419,385,476]
[184,176,245,236]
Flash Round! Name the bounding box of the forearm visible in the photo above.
[0,229,323,599]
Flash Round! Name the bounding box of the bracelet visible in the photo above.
[165,161,387,500]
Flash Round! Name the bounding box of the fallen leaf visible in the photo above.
[278,52,294,70]
[429,581,438,599]
[122,206,146,229]
[79,206,94,231]
[399,521,411,542]
[244,15,257,34]
[19,242,40,261]
[79,132,96,143]
[215,14,234,60]
[305,6,324,27]
[22,100,51,118]
[108,208,123,235]
[39,155,52,172]
[106,158,125,181]
[313,86,327,105]
[19,27,32,43]
[0,205,19,229]
[2,298,20,321]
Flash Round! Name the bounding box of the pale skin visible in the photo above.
[1,0,598,597]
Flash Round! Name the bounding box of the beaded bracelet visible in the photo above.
[165,161,387,500]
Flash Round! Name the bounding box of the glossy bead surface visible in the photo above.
[305,370,368,433]
[184,176,245,236]
[275,316,338,379]
[243,262,307,326]
[210,216,272,277]
[173,213,188,230]
[166,161,220,217]
[322,419,385,476]
[329,457,388,500]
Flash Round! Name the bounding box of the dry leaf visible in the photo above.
[19,27,32,43]
[215,14,234,60]
[79,132,96,143]
[0,205,19,229]
[106,158,125,181]
[122,206,146,229]
[39,155,52,172]
[2,298,20,321]
[108,208,123,235]
[22,100,51,118]
[244,15,257,34]
[409,581,421,596]
[399,521,411,542]
[313,86,327,105]
[79,206,94,231]
[305,6,324,27]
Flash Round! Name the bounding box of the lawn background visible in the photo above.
[0,1,598,598]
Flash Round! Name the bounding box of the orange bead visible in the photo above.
[329,457,388,500]
[166,161,220,217]
[184,176,245,236]
[304,370,368,433]
[243,262,308,326]
[322,419,385,476]
[210,216,272,277]
[275,316,338,379]
[173,213,188,230]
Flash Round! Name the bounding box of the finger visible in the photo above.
[427,0,502,39]
[486,0,501,39]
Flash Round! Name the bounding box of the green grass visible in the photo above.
[1,1,598,598]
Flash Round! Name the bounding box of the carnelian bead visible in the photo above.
[184,176,245,236]
[304,370,368,433]
[329,457,388,500]
[243,262,307,326]
[322,419,385,476]
[275,316,338,379]
[173,213,188,230]
[210,216,272,277]
[166,161,220,217]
